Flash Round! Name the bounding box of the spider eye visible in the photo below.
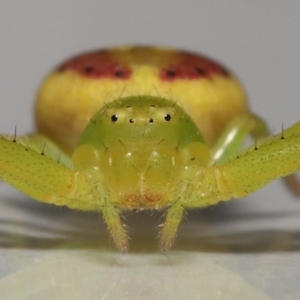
[164,114,171,122]
[111,115,118,122]
[148,118,154,123]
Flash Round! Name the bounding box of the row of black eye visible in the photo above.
[111,114,171,123]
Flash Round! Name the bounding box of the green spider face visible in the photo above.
[77,96,205,150]
[71,96,209,212]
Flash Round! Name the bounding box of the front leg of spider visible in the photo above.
[71,144,129,252]
[183,121,300,210]
[158,139,213,251]
[159,193,186,251]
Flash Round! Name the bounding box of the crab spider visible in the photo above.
[0,46,300,252]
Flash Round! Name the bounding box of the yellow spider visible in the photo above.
[0,45,300,252]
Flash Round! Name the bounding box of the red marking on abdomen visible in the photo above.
[57,51,132,79]
[160,52,230,81]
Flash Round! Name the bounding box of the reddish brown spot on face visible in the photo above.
[122,192,163,209]
[160,52,231,81]
[144,193,162,204]
[124,193,140,205]
[57,50,132,79]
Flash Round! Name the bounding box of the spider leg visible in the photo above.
[159,203,185,251]
[210,112,269,165]
[2,133,72,167]
[210,112,300,196]
[158,180,195,251]
[0,136,129,251]
[71,143,129,252]
[187,121,300,207]
[100,199,129,252]
[0,135,92,209]
[278,123,300,196]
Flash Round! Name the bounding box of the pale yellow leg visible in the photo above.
[188,121,300,207]
[210,113,300,196]
[0,136,92,208]
[101,202,129,252]
[0,136,129,251]
[278,122,300,195]
[2,133,72,167]
[210,112,269,165]
[159,203,184,251]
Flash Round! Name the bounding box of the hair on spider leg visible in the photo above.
[156,204,184,248]
[24,142,29,152]
[113,206,130,233]
[156,209,169,229]
[40,141,47,156]
[254,139,258,150]
[56,153,61,164]
[123,209,137,217]
[281,123,285,139]
[93,212,105,225]
[122,222,130,238]
[13,125,17,143]
[15,136,31,151]
[147,208,163,217]
[180,209,191,229]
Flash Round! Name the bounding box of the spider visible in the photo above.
[0,45,299,252]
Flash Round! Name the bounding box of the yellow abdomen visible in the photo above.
[35,45,247,154]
